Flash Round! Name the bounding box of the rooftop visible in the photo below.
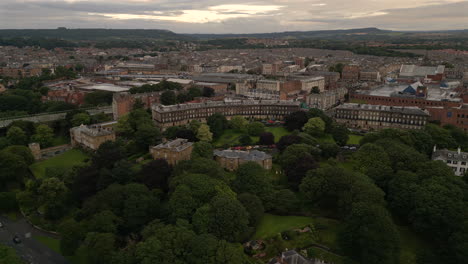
[336,103,430,116]
[151,138,193,152]
[214,149,272,161]
[152,99,301,113]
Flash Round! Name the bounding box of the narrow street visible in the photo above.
[0,215,70,264]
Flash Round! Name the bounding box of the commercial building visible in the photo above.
[399,64,445,78]
[334,103,429,131]
[214,149,272,171]
[112,92,162,119]
[359,71,381,82]
[152,99,302,129]
[432,146,468,176]
[299,77,326,93]
[70,122,117,150]
[306,87,347,110]
[149,138,193,165]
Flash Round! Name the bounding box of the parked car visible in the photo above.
[13,235,21,244]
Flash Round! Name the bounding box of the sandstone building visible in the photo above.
[70,121,117,150]
[214,149,272,171]
[334,103,429,131]
[152,99,302,129]
[149,138,193,165]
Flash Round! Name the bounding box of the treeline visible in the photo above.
[0,37,80,50]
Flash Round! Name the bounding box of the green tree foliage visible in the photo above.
[59,219,85,256]
[303,117,325,137]
[6,126,28,145]
[0,244,25,264]
[85,210,121,234]
[239,134,252,146]
[0,150,27,187]
[284,111,309,131]
[196,124,213,142]
[232,162,273,205]
[0,192,18,212]
[330,124,349,146]
[276,134,302,151]
[192,142,213,159]
[352,143,393,189]
[339,202,400,264]
[84,91,113,106]
[137,159,172,191]
[424,124,457,149]
[238,193,264,227]
[230,116,248,131]
[207,113,228,138]
[77,232,116,264]
[259,132,275,145]
[31,124,54,148]
[247,122,265,136]
[160,90,176,105]
[71,112,91,127]
[3,145,34,165]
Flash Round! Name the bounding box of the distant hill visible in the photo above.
[0,28,187,40]
[185,28,394,40]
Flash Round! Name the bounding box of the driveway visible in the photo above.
[0,215,70,264]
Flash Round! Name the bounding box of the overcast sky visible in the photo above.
[0,0,467,33]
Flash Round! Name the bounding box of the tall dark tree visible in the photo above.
[207,113,228,138]
[138,159,172,191]
[258,132,275,145]
[284,111,309,131]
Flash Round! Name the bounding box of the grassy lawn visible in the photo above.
[51,136,69,147]
[314,217,341,250]
[34,235,61,253]
[34,236,81,264]
[213,126,291,147]
[264,126,291,142]
[346,134,363,145]
[317,134,336,144]
[397,226,431,264]
[254,214,313,239]
[29,149,89,179]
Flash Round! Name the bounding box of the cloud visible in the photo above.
[0,0,466,33]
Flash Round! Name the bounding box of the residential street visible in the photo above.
[0,215,69,264]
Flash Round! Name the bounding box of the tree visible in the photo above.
[85,210,121,234]
[269,189,298,215]
[0,244,25,264]
[284,111,309,131]
[134,123,161,151]
[160,90,176,105]
[71,112,91,127]
[259,132,275,145]
[276,134,302,152]
[202,87,215,97]
[239,134,252,146]
[59,219,85,256]
[230,116,248,131]
[303,117,325,137]
[38,178,68,205]
[3,145,34,165]
[31,124,54,148]
[0,151,27,187]
[197,124,213,142]
[285,155,318,189]
[247,122,265,136]
[238,193,264,227]
[339,202,400,264]
[192,142,213,159]
[319,142,340,159]
[138,159,172,191]
[92,141,125,169]
[330,124,349,146]
[175,129,197,142]
[77,232,116,264]
[6,126,27,145]
[232,162,273,202]
[207,113,228,138]
[84,91,113,106]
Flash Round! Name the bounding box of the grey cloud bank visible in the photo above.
[0,0,467,33]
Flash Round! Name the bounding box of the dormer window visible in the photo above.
[448,154,452,158]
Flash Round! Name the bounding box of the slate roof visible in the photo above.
[152,138,193,152]
[432,149,468,162]
[214,149,271,161]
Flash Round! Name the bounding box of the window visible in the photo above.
[453,161,458,165]
[447,160,452,164]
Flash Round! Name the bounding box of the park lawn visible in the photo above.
[254,214,313,239]
[51,136,69,147]
[264,126,291,142]
[29,149,89,179]
[34,236,81,264]
[317,134,336,144]
[314,217,341,250]
[34,235,61,253]
[346,134,363,145]
[397,226,431,264]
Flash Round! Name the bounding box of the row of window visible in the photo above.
[447,160,468,165]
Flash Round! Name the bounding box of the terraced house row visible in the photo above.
[151,99,302,129]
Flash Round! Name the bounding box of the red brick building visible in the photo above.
[112,92,161,119]
[341,65,361,81]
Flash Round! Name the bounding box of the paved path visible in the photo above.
[0,215,69,264]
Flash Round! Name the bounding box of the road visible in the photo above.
[0,215,70,264]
